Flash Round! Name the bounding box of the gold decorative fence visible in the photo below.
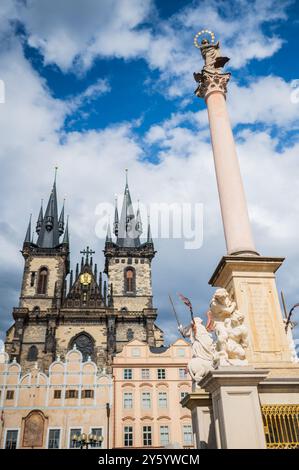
[261,405,299,449]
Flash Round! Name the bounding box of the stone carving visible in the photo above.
[200,40,230,74]
[209,288,249,366]
[193,36,231,99]
[179,317,218,383]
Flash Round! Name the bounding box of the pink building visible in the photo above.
[112,339,194,449]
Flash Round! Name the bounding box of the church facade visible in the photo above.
[4,175,163,373]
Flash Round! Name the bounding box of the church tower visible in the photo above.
[5,174,69,370]
[5,172,163,373]
[104,172,163,350]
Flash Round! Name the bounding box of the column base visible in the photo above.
[199,368,268,449]
[209,255,293,365]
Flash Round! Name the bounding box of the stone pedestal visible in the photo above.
[198,368,268,449]
[209,256,293,365]
[182,389,216,449]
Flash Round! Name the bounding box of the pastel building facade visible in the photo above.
[112,339,194,449]
[0,348,112,449]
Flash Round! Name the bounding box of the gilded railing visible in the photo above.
[261,404,299,449]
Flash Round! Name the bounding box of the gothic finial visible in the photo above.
[106,219,112,243]
[24,214,32,244]
[113,195,119,237]
[59,199,65,235]
[36,200,43,235]
[147,212,153,244]
[54,166,58,183]
[62,215,69,244]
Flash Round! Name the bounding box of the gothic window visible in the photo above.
[127,328,134,341]
[70,333,94,362]
[125,267,135,294]
[27,345,38,362]
[37,267,48,295]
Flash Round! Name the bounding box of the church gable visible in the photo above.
[63,248,112,309]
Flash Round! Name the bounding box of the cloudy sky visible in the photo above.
[0,0,299,351]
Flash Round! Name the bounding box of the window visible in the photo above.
[157,369,166,380]
[37,267,48,294]
[182,425,193,446]
[141,369,150,380]
[177,348,185,357]
[180,391,188,401]
[90,428,103,448]
[124,368,132,380]
[27,345,38,362]
[179,368,188,379]
[127,329,134,341]
[65,390,79,399]
[160,426,169,446]
[123,392,133,409]
[143,426,152,446]
[48,429,60,449]
[124,426,133,447]
[125,267,135,293]
[132,348,140,357]
[70,333,94,362]
[53,390,61,399]
[141,392,151,409]
[81,389,94,399]
[6,390,14,400]
[69,428,81,448]
[5,430,18,449]
[158,392,168,408]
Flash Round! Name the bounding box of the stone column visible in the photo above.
[199,368,268,449]
[196,70,257,256]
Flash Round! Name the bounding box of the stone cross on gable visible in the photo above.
[80,246,95,264]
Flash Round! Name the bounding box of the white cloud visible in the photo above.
[0,0,290,101]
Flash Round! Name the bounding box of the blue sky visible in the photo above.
[0,0,299,352]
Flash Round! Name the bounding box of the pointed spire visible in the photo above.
[24,214,32,244]
[106,220,112,243]
[147,213,153,244]
[36,171,60,248]
[36,200,43,235]
[135,200,143,236]
[58,199,65,235]
[113,195,119,237]
[62,215,69,245]
[116,170,140,247]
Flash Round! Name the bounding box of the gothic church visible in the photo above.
[5,175,163,372]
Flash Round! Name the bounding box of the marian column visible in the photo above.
[183,32,299,450]
[192,31,293,366]
[194,34,257,256]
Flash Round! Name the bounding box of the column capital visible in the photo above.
[194,70,231,100]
